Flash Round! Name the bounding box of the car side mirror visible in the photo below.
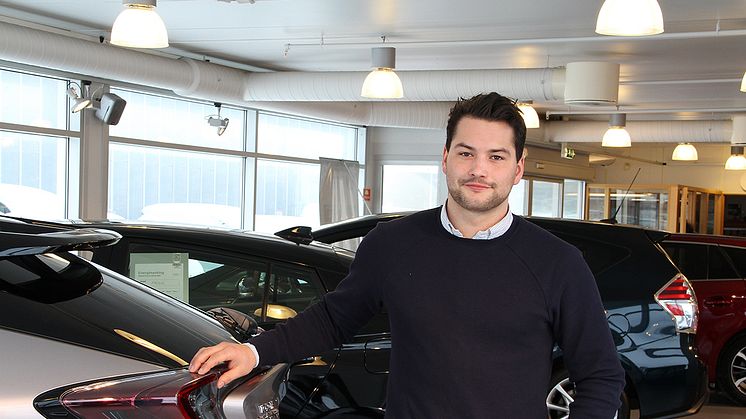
[206,307,259,342]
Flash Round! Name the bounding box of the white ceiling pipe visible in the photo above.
[250,101,454,129]
[544,120,731,143]
[244,68,563,102]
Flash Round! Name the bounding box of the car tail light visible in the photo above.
[654,273,698,334]
[41,369,223,419]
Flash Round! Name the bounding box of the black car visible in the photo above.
[0,216,388,419]
[0,217,285,419]
[310,213,709,419]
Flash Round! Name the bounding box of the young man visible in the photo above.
[190,92,625,418]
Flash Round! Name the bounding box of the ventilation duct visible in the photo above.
[563,62,620,106]
[544,120,730,143]
[244,68,564,102]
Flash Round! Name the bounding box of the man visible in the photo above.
[190,92,625,418]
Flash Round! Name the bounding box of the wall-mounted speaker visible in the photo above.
[95,93,127,125]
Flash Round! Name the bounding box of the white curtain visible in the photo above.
[319,158,360,225]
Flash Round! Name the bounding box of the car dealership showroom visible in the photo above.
[2,1,746,418]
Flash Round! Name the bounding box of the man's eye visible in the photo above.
[491,155,504,160]
[458,152,472,157]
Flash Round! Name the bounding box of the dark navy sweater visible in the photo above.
[250,208,625,418]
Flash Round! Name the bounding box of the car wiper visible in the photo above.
[0,228,121,257]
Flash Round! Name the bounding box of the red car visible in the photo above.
[662,234,746,405]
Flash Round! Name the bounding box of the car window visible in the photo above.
[723,246,746,278]
[547,231,629,276]
[708,246,739,279]
[661,242,708,280]
[127,242,269,319]
[258,263,324,323]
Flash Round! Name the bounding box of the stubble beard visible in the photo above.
[448,177,508,213]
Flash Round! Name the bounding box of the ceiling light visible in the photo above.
[206,103,229,136]
[672,143,698,161]
[361,47,403,99]
[725,146,746,170]
[517,102,540,129]
[111,0,169,48]
[596,0,664,36]
[602,114,631,147]
[66,81,92,113]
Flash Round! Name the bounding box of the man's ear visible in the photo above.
[441,146,448,174]
[513,152,526,185]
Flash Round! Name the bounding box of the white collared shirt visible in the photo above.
[440,202,513,240]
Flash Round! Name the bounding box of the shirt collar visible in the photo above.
[439,202,513,240]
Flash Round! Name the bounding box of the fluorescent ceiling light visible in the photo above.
[596,0,664,36]
[602,114,631,147]
[517,102,540,129]
[111,0,169,48]
[671,143,698,161]
[361,47,403,99]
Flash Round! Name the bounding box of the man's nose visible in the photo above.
[469,156,488,177]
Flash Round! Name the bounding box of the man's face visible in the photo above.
[442,116,525,214]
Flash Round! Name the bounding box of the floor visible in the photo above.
[631,393,745,418]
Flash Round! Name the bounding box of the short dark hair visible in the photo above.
[445,92,526,162]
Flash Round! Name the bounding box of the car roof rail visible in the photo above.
[274,226,314,245]
[0,228,121,257]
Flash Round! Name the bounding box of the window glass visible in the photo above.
[257,113,358,161]
[0,131,68,219]
[382,164,439,212]
[661,243,708,280]
[531,180,561,217]
[127,242,269,318]
[588,187,605,221]
[109,89,245,150]
[108,143,243,227]
[563,180,585,219]
[0,69,68,129]
[508,179,527,216]
[255,159,320,233]
[723,246,746,278]
[611,191,668,230]
[261,263,324,322]
[708,246,739,279]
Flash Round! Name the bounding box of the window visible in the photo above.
[563,180,585,219]
[127,242,269,317]
[723,246,746,278]
[257,113,358,161]
[110,89,246,150]
[661,243,708,280]
[708,246,739,280]
[0,131,69,220]
[382,164,440,212]
[0,69,68,129]
[531,179,562,217]
[255,159,320,233]
[108,144,245,227]
[508,179,528,215]
[262,263,325,321]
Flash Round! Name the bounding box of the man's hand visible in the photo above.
[189,342,257,388]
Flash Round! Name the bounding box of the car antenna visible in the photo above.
[600,167,641,225]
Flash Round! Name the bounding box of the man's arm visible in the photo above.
[554,249,626,419]
[189,224,389,386]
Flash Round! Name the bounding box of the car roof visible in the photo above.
[0,216,352,272]
[665,233,746,247]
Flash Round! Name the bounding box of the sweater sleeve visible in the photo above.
[248,225,387,366]
[553,248,626,419]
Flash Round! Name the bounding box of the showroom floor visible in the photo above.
[631,393,745,418]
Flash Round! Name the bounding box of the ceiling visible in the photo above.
[1,0,746,127]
